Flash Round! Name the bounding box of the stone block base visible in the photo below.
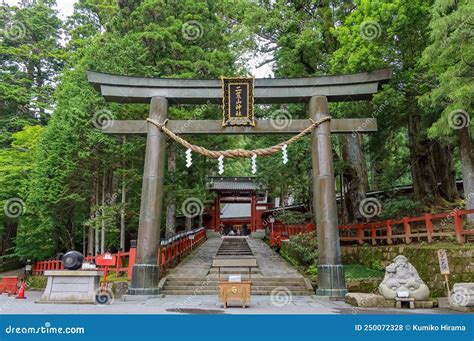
[384,299,435,309]
[316,264,348,298]
[38,270,102,304]
[438,297,474,312]
[345,293,385,307]
[129,264,160,295]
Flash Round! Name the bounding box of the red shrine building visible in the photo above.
[206,177,272,236]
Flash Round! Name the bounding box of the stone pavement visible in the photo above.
[166,237,222,278]
[247,238,302,278]
[0,291,457,315]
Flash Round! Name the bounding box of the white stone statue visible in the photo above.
[378,255,430,300]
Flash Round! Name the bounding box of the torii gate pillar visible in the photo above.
[310,96,347,298]
[129,96,167,295]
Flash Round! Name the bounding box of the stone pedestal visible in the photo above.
[38,270,102,304]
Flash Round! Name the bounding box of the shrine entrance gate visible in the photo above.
[87,68,392,297]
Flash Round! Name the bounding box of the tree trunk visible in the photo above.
[94,167,100,256]
[185,217,192,232]
[120,137,126,250]
[101,169,106,254]
[165,143,176,238]
[459,126,474,222]
[432,143,458,201]
[342,134,369,223]
[88,167,98,256]
[408,111,440,203]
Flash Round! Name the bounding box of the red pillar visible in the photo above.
[251,194,256,232]
[214,195,221,232]
[128,240,137,281]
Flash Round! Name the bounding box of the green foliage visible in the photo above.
[380,197,423,219]
[278,211,312,224]
[343,264,384,280]
[25,275,47,290]
[421,0,473,138]
[285,232,319,266]
[1,0,472,260]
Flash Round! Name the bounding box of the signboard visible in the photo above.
[437,249,450,275]
[96,252,117,267]
[221,77,255,126]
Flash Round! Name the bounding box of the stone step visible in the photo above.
[160,289,313,295]
[162,284,309,290]
[209,268,260,274]
[165,277,306,283]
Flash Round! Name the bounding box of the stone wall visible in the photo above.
[341,243,474,297]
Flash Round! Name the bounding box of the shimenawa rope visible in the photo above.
[146,116,331,159]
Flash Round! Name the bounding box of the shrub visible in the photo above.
[380,197,423,219]
[286,231,318,266]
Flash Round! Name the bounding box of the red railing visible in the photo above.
[157,227,206,271]
[338,208,474,245]
[269,222,315,247]
[32,227,207,278]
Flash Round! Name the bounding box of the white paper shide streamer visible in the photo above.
[282,144,288,164]
[218,155,224,174]
[185,148,192,168]
[251,154,257,174]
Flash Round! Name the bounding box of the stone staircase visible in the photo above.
[160,276,313,295]
[216,238,253,256]
[160,237,314,296]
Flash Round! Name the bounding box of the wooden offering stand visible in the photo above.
[213,258,257,308]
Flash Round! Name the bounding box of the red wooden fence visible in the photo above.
[269,209,474,248]
[269,222,315,247]
[339,208,474,245]
[33,227,207,278]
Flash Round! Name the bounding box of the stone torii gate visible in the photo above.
[87,68,391,297]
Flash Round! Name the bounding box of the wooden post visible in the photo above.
[310,96,347,298]
[386,220,393,245]
[357,223,363,244]
[425,213,433,243]
[215,195,221,232]
[444,274,451,297]
[129,97,167,295]
[403,217,412,244]
[251,194,257,232]
[128,240,137,281]
[454,211,465,243]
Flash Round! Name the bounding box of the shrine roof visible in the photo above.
[208,177,258,192]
